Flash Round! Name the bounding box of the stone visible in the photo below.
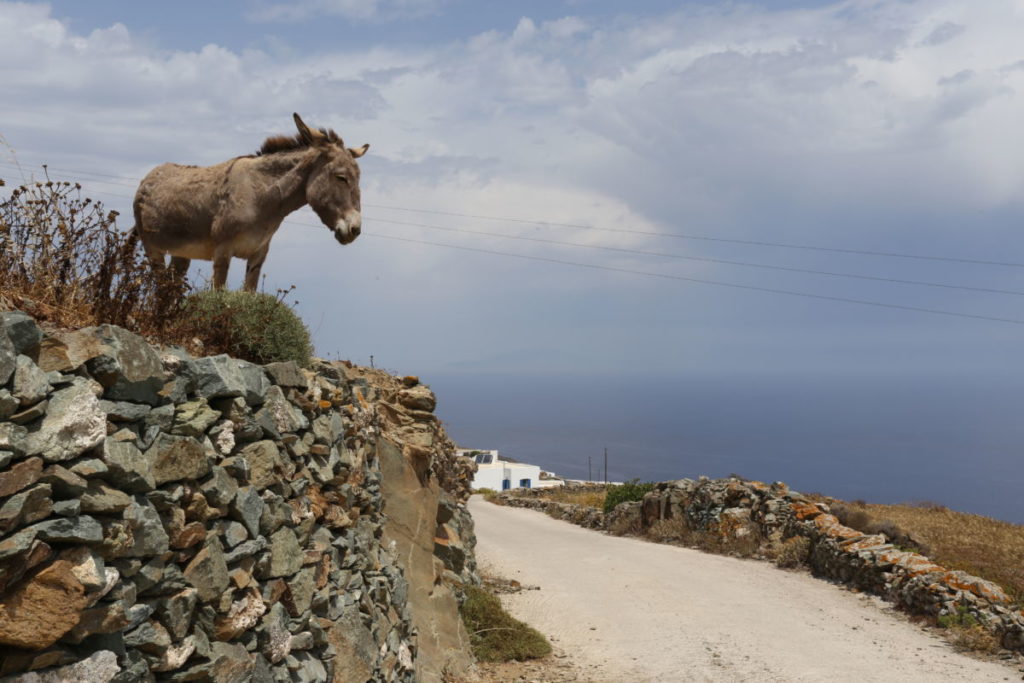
[0,455,43,497]
[181,641,254,683]
[68,457,108,478]
[214,588,266,640]
[0,389,18,420]
[255,386,307,439]
[2,311,43,358]
[260,602,292,664]
[12,355,51,407]
[100,438,155,492]
[63,601,129,643]
[0,422,28,456]
[80,482,133,514]
[29,515,104,544]
[223,538,267,564]
[97,400,151,422]
[25,383,106,462]
[184,536,229,603]
[186,355,256,401]
[200,466,238,508]
[264,361,307,389]
[397,384,436,412]
[237,440,281,489]
[327,610,376,683]
[290,652,326,682]
[0,483,53,534]
[156,587,198,641]
[266,528,303,578]
[61,547,108,591]
[171,399,221,438]
[0,323,15,385]
[219,520,249,549]
[286,567,316,616]
[143,403,175,431]
[229,486,264,538]
[171,521,207,550]
[52,499,80,516]
[124,618,171,655]
[147,433,209,485]
[0,528,38,561]
[210,420,236,455]
[122,497,169,557]
[57,325,165,405]
[38,464,88,497]
[4,649,120,683]
[8,398,48,425]
[0,560,88,650]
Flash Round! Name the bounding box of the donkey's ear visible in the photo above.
[293,113,325,145]
[349,143,370,159]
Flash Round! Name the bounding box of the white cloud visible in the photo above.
[246,0,450,23]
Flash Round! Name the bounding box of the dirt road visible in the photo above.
[469,497,1020,682]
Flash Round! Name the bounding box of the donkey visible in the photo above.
[133,113,369,291]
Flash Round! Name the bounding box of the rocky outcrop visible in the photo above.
[0,313,479,681]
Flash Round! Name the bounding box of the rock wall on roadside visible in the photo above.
[0,311,478,682]
[498,477,1024,654]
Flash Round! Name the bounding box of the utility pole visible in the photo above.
[604,446,608,484]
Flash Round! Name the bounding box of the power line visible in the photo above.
[372,217,1024,297]
[3,160,1023,268]
[362,231,1024,325]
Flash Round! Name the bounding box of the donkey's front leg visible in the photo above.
[212,252,231,290]
[243,245,270,293]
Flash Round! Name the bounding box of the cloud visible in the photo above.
[246,0,450,23]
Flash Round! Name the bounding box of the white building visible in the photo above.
[456,448,562,491]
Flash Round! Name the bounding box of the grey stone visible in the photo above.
[29,515,104,543]
[287,567,316,615]
[170,399,221,438]
[0,422,28,456]
[260,602,292,664]
[131,557,165,594]
[0,483,52,534]
[200,465,238,508]
[122,497,170,557]
[123,603,156,631]
[186,355,249,400]
[311,413,343,446]
[229,486,264,538]
[181,641,254,683]
[81,481,133,514]
[0,324,15,386]
[12,354,51,407]
[52,499,81,516]
[98,399,152,422]
[68,457,109,478]
[223,537,267,564]
[289,631,314,650]
[146,433,209,485]
[0,389,18,420]
[63,325,165,405]
[0,528,37,560]
[124,618,171,655]
[184,536,229,603]
[0,450,12,470]
[258,494,290,537]
[219,520,249,549]
[143,402,175,431]
[8,399,48,424]
[37,466,88,502]
[155,587,198,641]
[263,361,307,389]
[5,649,120,683]
[2,311,43,358]
[238,360,271,406]
[289,652,327,683]
[255,385,307,439]
[101,437,156,492]
[25,382,106,462]
[266,528,303,578]
[62,547,109,591]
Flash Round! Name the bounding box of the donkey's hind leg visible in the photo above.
[243,245,270,293]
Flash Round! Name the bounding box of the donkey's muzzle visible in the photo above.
[334,211,362,245]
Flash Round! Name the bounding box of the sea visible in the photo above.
[427,372,1024,525]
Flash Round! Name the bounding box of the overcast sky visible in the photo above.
[2,0,1024,378]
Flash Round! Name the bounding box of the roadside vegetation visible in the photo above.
[459,584,551,662]
[0,172,312,365]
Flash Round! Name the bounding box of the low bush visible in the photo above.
[937,607,1001,653]
[772,536,811,569]
[181,288,313,366]
[459,585,551,662]
[475,488,499,503]
[603,479,655,513]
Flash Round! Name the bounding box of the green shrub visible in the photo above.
[603,479,655,513]
[182,289,313,366]
[459,585,551,662]
[475,488,499,503]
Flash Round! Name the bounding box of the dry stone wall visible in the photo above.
[0,312,478,682]
[499,477,1024,654]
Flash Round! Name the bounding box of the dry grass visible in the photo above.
[857,502,1024,603]
[533,487,607,509]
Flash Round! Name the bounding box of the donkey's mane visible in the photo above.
[257,127,341,156]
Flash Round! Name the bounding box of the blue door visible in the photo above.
[502,479,511,490]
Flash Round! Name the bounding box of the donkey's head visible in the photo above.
[294,113,369,245]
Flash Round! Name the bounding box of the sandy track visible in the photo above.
[469,497,1019,682]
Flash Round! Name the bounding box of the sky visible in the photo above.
[2,0,1024,378]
